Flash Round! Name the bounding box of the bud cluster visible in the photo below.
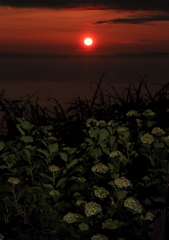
[124,197,143,214]
[96,120,107,127]
[94,186,109,199]
[109,150,122,158]
[8,177,20,185]
[141,211,155,221]
[91,163,109,174]
[143,109,155,117]
[114,177,132,189]
[126,110,139,116]
[140,133,154,144]
[75,200,87,206]
[151,127,165,135]
[91,234,109,240]
[79,223,89,231]
[102,219,122,230]
[85,201,102,217]
[76,177,86,183]
[63,212,78,223]
[49,190,60,196]
[48,165,60,172]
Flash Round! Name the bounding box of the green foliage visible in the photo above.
[0,73,169,239]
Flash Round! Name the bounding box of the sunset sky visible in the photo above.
[1,0,169,109]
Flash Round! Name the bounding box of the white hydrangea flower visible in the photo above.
[48,165,60,172]
[143,109,155,117]
[94,186,109,199]
[124,197,143,214]
[79,223,89,231]
[117,127,129,132]
[85,201,102,217]
[63,212,78,223]
[96,120,107,126]
[114,177,132,189]
[102,219,123,230]
[151,127,165,135]
[126,110,138,116]
[8,177,20,185]
[91,163,109,174]
[86,118,98,127]
[91,234,109,240]
[107,120,116,126]
[141,211,155,221]
[109,150,123,158]
[140,133,154,144]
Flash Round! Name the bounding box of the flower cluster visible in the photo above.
[124,197,143,214]
[96,120,107,127]
[91,163,109,174]
[86,118,98,127]
[151,127,165,135]
[49,190,60,196]
[48,165,60,172]
[109,150,122,158]
[142,175,151,181]
[140,133,154,144]
[143,109,155,117]
[63,212,78,223]
[108,120,116,126]
[75,200,87,206]
[79,223,89,231]
[126,110,138,116]
[8,177,20,185]
[94,186,109,199]
[102,219,122,230]
[114,177,132,189]
[141,211,155,221]
[117,127,129,132]
[85,201,102,217]
[91,234,109,240]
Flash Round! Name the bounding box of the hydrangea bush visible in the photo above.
[0,106,168,240]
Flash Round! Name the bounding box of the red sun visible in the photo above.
[84,37,93,46]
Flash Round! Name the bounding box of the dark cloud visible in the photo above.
[91,14,169,25]
[1,51,169,59]
[0,0,169,11]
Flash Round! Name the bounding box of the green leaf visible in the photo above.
[39,173,53,181]
[107,163,115,172]
[0,141,5,151]
[21,136,34,143]
[59,152,68,162]
[153,142,165,148]
[37,148,50,159]
[66,159,78,170]
[99,128,109,141]
[49,143,59,154]
[21,149,31,162]
[56,177,67,188]
[116,190,128,200]
[42,183,54,189]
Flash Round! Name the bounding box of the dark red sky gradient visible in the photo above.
[0,2,169,109]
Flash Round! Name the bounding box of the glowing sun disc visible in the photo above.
[84,37,93,46]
